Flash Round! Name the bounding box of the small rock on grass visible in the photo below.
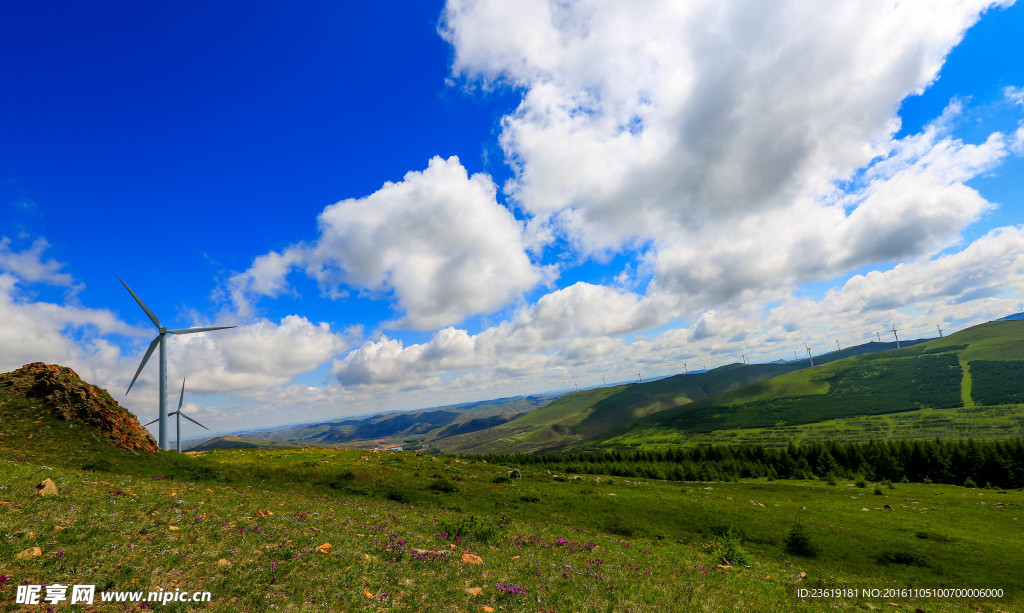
[465,587,482,596]
[16,547,42,559]
[36,478,58,497]
[461,553,483,565]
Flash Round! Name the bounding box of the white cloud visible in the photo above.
[443,0,1011,308]
[1006,85,1024,107]
[329,222,1024,393]
[0,236,80,288]
[229,156,550,329]
[0,273,138,375]
[163,315,349,394]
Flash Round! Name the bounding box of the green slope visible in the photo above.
[591,320,1024,449]
[438,357,875,454]
[186,435,305,451]
[436,339,931,454]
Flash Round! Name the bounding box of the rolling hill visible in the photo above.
[234,394,555,450]
[589,320,1024,449]
[433,338,929,454]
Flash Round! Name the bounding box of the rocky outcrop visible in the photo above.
[0,362,158,454]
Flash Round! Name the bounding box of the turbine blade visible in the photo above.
[179,412,209,430]
[143,417,159,427]
[178,377,186,410]
[126,336,160,394]
[117,276,161,329]
[166,326,236,335]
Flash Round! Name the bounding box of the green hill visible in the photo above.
[241,395,552,450]
[434,339,931,454]
[186,434,305,451]
[591,320,1024,449]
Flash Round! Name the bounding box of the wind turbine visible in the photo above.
[936,324,943,338]
[637,369,642,384]
[145,378,209,452]
[875,331,881,343]
[683,363,688,374]
[120,276,235,451]
[835,339,841,352]
[890,323,901,349]
[804,343,814,367]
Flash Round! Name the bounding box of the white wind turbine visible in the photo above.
[120,276,234,451]
[145,378,209,452]
[936,324,943,338]
[804,343,814,367]
[890,323,901,349]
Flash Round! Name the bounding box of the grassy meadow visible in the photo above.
[2,447,1021,612]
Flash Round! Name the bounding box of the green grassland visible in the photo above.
[2,378,1022,612]
[3,447,1022,612]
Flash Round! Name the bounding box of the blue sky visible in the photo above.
[2,0,1024,436]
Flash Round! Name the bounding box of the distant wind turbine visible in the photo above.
[120,276,235,451]
[836,339,841,351]
[683,363,688,374]
[145,378,209,452]
[638,369,642,384]
[890,323,901,349]
[804,343,814,367]
[936,324,943,338]
[793,350,798,361]
[875,331,881,343]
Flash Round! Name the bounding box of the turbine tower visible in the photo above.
[683,362,688,374]
[804,343,814,367]
[875,331,881,343]
[890,323,901,349]
[120,276,235,451]
[936,324,943,338]
[145,378,209,452]
[836,339,841,351]
[638,369,642,384]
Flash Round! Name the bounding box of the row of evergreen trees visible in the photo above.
[472,438,1024,488]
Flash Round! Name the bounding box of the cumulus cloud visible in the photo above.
[0,236,80,289]
[0,235,351,431]
[331,282,668,386]
[229,156,550,329]
[330,222,1024,392]
[0,273,137,375]
[162,315,349,394]
[443,0,1011,308]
